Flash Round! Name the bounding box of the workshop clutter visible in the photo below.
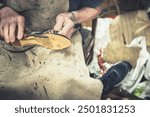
[88,10,150,99]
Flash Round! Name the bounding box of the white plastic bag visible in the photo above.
[120,36,150,93]
[88,18,113,77]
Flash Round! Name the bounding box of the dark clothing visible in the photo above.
[2,0,104,31]
[0,0,6,4]
[118,0,150,11]
[69,0,104,11]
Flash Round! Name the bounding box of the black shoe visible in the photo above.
[100,61,132,94]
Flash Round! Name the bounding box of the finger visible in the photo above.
[0,20,4,37]
[53,15,65,31]
[9,23,16,43]
[58,21,74,36]
[0,25,4,37]
[66,28,76,38]
[17,16,25,40]
[3,24,10,43]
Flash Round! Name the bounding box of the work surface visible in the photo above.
[0,32,103,100]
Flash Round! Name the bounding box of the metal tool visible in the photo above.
[26,31,48,38]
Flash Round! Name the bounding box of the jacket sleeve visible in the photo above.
[0,0,5,9]
[80,0,104,8]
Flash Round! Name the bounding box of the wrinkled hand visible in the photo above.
[53,13,76,38]
[0,7,25,43]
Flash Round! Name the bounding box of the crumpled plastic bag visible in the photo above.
[120,36,150,93]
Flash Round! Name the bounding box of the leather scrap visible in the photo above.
[103,10,150,67]
[13,33,71,50]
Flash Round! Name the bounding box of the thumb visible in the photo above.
[53,15,65,31]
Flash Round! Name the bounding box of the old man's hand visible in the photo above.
[0,7,25,43]
[53,13,77,38]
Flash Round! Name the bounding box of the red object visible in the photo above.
[98,49,106,75]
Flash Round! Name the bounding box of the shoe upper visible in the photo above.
[100,61,132,94]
